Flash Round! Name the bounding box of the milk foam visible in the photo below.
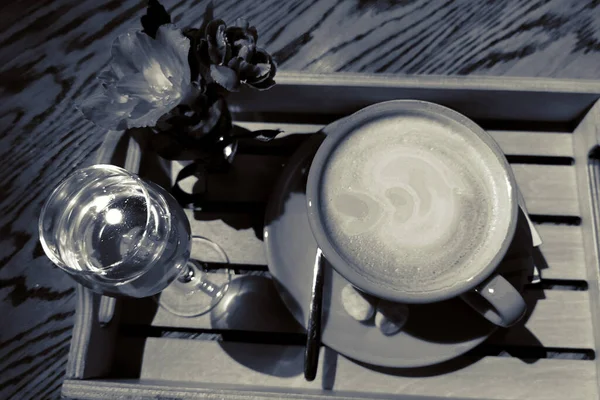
[320,116,502,293]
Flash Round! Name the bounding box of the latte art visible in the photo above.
[320,116,502,293]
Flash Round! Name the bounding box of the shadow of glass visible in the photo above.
[270,275,305,327]
[210,275,301,332]
[211,275,305,377]
[216,341,305,378]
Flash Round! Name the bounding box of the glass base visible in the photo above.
[157,236,232,317]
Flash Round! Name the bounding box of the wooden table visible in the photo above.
[2,0,600,398]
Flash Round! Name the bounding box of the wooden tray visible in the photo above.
[63,72,600,400]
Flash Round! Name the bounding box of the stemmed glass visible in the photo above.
[38,164,231,317]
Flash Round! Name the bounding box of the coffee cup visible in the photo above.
[305,100,526,328]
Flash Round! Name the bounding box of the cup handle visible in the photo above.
[460,274,526,328]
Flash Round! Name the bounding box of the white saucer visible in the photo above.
[264,134,534,368]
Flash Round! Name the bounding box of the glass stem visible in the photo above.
[177,262,219,298]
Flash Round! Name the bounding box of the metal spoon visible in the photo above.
[304,247,325,381]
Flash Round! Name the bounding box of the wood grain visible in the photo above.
[60,379,500,400]
[3,0,600,398]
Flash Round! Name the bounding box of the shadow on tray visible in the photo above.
[210,275,305,377]
[111,296,160,379]
[113,124,550,382]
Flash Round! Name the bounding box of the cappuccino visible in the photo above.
[319,115,506,293]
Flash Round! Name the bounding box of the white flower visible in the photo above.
[80,24,194,130]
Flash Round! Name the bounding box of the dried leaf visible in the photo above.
[198,1,214,36]
[141,0,172,39]
[247,47,277,90]
[253,129,282,141]
[248,78,276,90]
[232,126,282,141]
[195,39,212,80]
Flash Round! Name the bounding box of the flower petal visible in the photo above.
[237,44,255,61]
[240,62,271,83]
[117,73,164,102]
[124,31,163,77]
[110,32,145,76]
[254,48,277,79]
[155,24,191,84]
[251,47,270,64]
[225,26,255,50]
[205,19,226,37]
[127,101,172,128]
[245,47,277,89]
[227,56,242,72]
[208,24,229,65]
[210,65,240,91]
[79,92,137,130]
[206,20,229,64]
[82,25,192,130]
[248,26,258,42]
[98,68,119,85]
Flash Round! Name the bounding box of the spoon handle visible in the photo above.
[304,247,325,381]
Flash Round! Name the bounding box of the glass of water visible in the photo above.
[38,164,231,317]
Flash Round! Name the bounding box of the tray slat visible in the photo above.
[181,157,579,216]
[62,380,490,400]
[571,99,600,394]
[510,165,579,216]
[491,131,573,158]
[235,122,574,158]
[134,339,597,400]
[487,290,594,348]
[180,212,585,280]
[66,74,600,400]
[121,289,594,350]
[228,72,600,123]
[535,225,586,280]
